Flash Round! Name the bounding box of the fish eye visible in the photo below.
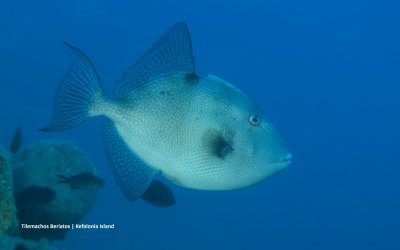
[248,115,261,126]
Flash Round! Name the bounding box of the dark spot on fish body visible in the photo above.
[116,94,136,110]
[213,111,223,118]
[203,129,234,159]
[185,73,199,85]
[158,90,171,96]
[158,89,178,106]
[117,94,130,103]
[216,140,234,159]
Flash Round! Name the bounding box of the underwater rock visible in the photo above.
[0,146,18,236]
[12,140,101,241]
[0,234,62,250]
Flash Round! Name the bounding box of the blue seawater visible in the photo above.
[0,0,399,249]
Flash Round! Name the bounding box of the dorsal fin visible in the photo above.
[113,22,195,96]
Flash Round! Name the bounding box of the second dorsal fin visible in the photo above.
[113,22,195,96]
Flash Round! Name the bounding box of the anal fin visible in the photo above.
[103,120,156,200]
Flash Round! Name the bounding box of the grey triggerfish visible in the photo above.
[41,22,292,201]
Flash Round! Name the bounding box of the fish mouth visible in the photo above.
[280,153,292,167]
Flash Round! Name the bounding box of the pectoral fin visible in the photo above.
[203,129,234,159]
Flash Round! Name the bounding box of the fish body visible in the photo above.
[57,172,105,189]
[102,73,289,190]
[42,22,291,201]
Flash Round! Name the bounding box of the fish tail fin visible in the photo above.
[40,42,106,132]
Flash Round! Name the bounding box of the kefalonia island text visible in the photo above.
[21,223,115,230]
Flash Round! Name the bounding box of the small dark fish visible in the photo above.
[140,180,175,207]
[57,172,105,189]
[9,126,22,154]
[16,185,56,211]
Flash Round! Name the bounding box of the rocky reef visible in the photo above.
[1,147,56,249]
[0,139,103,249]
[12,140,100,240]
[0,235,61,250]
[0,146,17,237]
